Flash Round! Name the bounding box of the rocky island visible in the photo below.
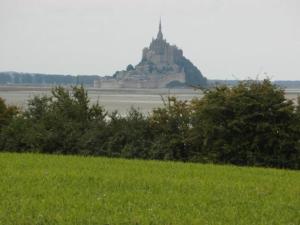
[95,20,207,88]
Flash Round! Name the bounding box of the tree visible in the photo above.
[5,86,107,155]
[100,108,152,159]
[190,80,299,169]
[0,98,20,150]
[176,56,207,87]
[126,64,134,71]
[0,97,18,129]
[149,97,191,161]
[297,96,300,114]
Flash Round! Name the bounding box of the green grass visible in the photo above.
[0,153,299,225]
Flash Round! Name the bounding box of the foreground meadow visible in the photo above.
[0,153,299,225]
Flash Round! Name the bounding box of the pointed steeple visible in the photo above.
[159,18,162,32]
[157,18,163,40]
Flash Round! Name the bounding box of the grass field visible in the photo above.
[0,153,299,225]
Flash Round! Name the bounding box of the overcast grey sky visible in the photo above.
[0,0,299,80]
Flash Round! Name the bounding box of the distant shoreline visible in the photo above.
[0,85,298,114]
[0,85,299,94]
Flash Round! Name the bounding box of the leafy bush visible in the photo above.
[1,86,106,154]
[149,97,191,161]
[190,80,300,168]
[0,97,18,128]
[105,108,152,158]
[0,81,299,169]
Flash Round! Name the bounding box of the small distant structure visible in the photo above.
[94,20,207,88]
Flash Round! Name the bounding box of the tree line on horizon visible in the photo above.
[0,72,98,86]
[0,79,299,169]
[2,72,300,89]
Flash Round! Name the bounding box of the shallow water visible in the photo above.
[0,87,299,114]
[0,87,201,114]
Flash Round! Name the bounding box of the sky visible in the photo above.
[0,0,299,80]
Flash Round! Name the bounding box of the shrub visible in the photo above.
[149,97,191,161]
[0,97,18,128]
[190,80,299,169]
[0,81,299,169]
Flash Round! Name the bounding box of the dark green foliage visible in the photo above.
[0,118,36,152]
[0,97,18,128]
[1,86,107,154]
[149,97,191,161]
[176,56,207,87]
[165,80,186,88]
[105,108,152,159]
[0,98,19,150]
[297,95,300,114]
[190,80,300,168]
[126,64,134,71]
[295,96,300,162]
[0,81,299,169]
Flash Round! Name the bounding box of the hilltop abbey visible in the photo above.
[95,20,206,88]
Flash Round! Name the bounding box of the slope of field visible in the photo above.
[0,153,299,225]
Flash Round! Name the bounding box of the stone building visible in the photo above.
[95,20,206,88]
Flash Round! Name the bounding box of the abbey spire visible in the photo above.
[97,19,206,88]
[157,18,163,40]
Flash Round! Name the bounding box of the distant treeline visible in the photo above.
[0,72,100,86]
[0,80,299,169]
[1,72,300,89]
[209,79,300,89]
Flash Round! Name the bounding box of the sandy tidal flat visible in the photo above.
[0,86,299,114]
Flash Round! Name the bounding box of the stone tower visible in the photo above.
[157,19,163,40]
[142,19,183,65]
